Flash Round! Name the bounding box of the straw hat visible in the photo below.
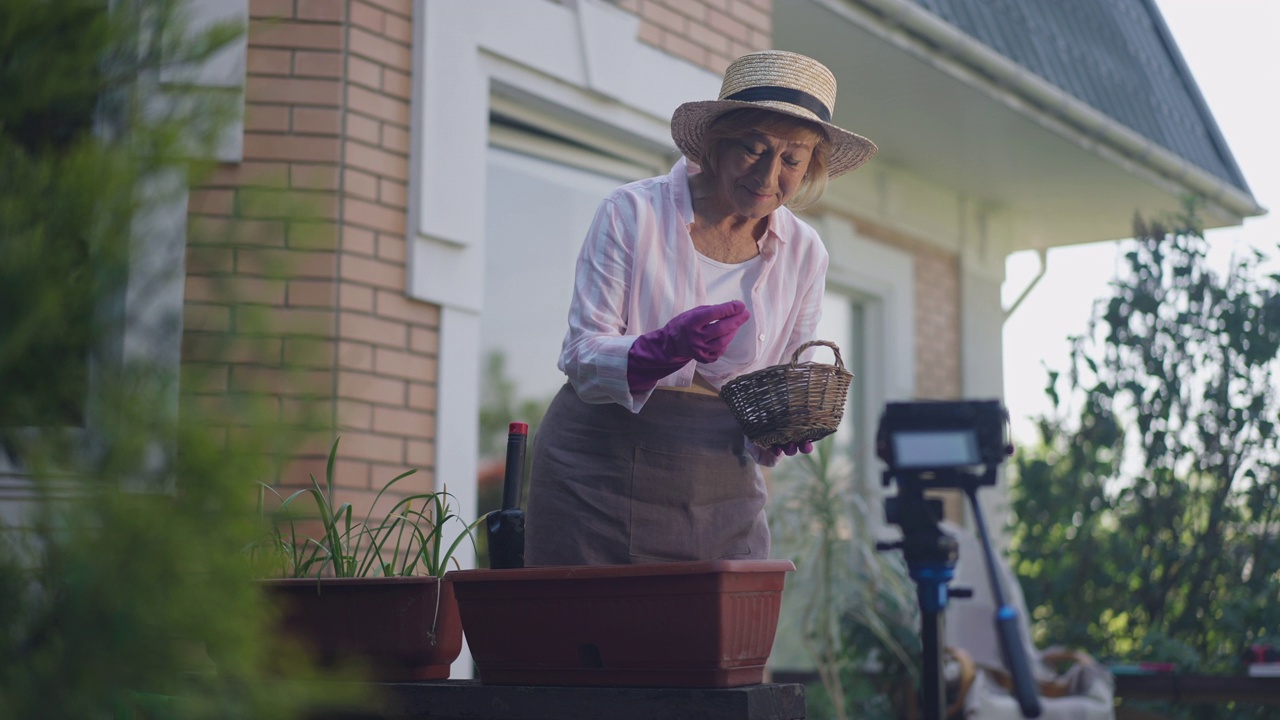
[671,50,877,178]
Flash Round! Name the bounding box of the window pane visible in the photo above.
[481,146,634,403]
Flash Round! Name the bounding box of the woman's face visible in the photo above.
[708,131,816,220]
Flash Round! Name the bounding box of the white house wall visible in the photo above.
[821,153,1014,394]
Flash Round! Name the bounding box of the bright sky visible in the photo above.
[1001,0,1280,445]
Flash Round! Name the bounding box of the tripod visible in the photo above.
[885,466,1044,717]
[875,400,1041,720]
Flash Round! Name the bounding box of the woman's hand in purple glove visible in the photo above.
[659,301,751,363]
[769,440,815,457]
[627,301,751,392]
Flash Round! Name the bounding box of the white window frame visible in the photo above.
[809,213,917,496]
[488,96,672,182]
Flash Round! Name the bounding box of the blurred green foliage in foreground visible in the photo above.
[0,1,358,717]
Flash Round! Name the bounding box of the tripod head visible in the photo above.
[875,400,1040,720]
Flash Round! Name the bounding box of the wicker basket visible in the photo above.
[720,340,853,448]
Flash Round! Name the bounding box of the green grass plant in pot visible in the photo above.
[250,437,482,681]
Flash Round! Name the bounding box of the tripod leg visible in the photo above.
[919,585,947,720]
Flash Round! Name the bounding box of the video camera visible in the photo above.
[875,399,1012,487]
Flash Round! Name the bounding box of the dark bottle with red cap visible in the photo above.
[485,421,527,569]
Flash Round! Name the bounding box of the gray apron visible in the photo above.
[525,384,770,566]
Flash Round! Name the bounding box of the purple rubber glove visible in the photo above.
[769,440,815,458]
[627,301,751,393]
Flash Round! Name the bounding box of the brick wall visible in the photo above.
[912,248,963,400]
[184,0,435,515]
[614,0,773,74]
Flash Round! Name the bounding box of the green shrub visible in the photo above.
[0,2,358,716]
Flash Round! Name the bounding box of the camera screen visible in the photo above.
[891,429,980,468]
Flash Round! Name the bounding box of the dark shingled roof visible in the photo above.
[906,0,1251,194]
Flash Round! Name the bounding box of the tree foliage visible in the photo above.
[1009,207,1280,714]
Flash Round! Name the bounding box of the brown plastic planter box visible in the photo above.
[260,576,463,681]
[446,560,794,688]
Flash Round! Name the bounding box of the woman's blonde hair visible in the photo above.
[697,107,830,211]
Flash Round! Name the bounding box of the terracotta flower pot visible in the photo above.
[447,559,795,688]
[261,576,462,681]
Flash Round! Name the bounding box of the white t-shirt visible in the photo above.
[696,251,764,371]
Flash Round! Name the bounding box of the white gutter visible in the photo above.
[813,0,1265,220]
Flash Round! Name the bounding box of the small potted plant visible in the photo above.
[250,437,481,681]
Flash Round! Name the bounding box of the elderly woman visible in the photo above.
[525,51,877,566]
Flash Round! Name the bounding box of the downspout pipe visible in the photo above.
[816,0,1265,220]
[1002,248,1047,322]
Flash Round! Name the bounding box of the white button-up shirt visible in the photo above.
[559,157,829,413]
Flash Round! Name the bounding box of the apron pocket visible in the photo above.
[628,445,760,561]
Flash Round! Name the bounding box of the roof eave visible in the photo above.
[826,0,1266,221]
